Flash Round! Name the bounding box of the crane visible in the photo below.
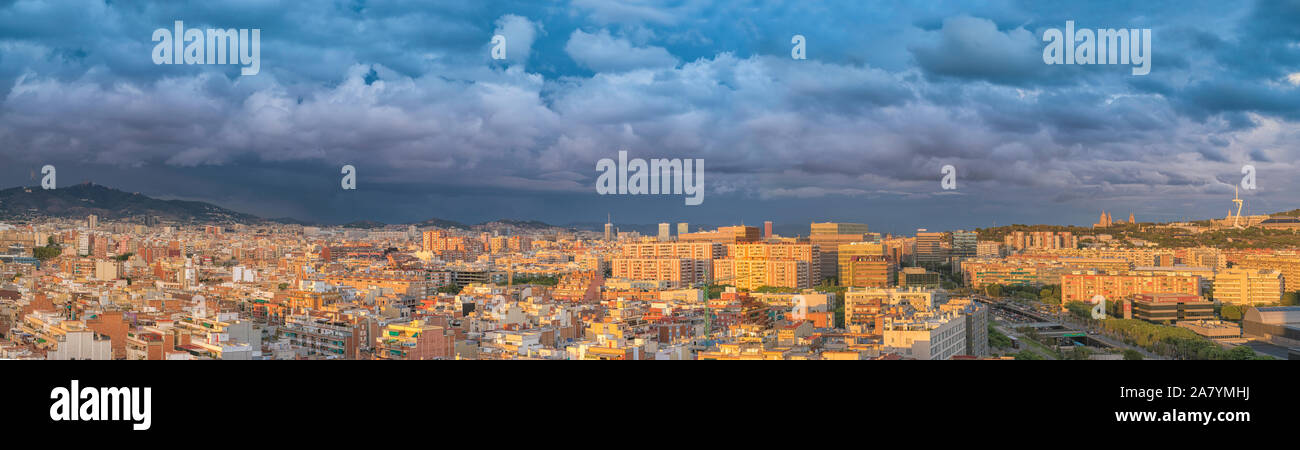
[693,273,737,339]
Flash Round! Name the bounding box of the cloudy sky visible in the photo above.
[1,0,1298,234]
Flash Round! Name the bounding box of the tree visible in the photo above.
[511,275,559,286]
[814,279,847,296]
[1014,350,1043,360]
[984,284,1003,298]
[1220,304,1244,321]
[753,285,796,293]
[1065,346,1092,360]
[1282,291,1300,306]
[1227,346,1257,360]
[276,282,290,290]
[32,242,62,261]
[988,324,1012,348]
[1065,301,1093,320]
[705,284,733,300]
[1122,349,1144,360]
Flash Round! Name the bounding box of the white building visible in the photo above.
[881,313,966,360]
[94,260,119,281]
[47,330,113,360]
[232,266,257,283]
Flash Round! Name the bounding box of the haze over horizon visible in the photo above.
[1,1,1298,233]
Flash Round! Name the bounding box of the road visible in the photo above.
[983,297,1165,360]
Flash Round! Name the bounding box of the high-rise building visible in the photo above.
[811,223,870,236]
[679,226,761,244]
[1213,268,1284,306]
[809,222,870,283]
[950,230,977,259]
[658,223,671,241]
[914,229,946,267]
[764,221,773,239]
[838,242,892,287]
[87,214,98,229]
[677,222,689,236]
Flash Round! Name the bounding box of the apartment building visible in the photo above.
[375,320,455,360]
[712,259,811,290]
[1232,252,1300,292]
[611,258,706,287]
[282,314,361,359]
[843,287,944,333]
[1060,271,1201,304]
[1213,268,1284,306]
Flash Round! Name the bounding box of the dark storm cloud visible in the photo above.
[0,0,1298,230]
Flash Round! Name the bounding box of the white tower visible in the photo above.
[1232,186,1245,229]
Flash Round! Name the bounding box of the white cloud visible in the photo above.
[492,14,542,65]
[564,29,678,72]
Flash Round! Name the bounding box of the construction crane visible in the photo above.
[693,274,737,339]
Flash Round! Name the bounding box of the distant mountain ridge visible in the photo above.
[7,183,1290,232]
[0,183,578,230]
[0,183,260,223]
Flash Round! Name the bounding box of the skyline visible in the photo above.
[0,181,1282,237]
[1,1,1298,232]
[2,1,1294,438]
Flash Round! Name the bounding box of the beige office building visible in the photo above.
[1213,268,1284,306]
[809,222,869,283]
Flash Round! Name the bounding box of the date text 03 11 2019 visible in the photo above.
[1121,386,1250,402]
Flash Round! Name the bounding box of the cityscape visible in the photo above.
[0,1,1297,365]
[1,183,1297,361]
[6,0,1298,438]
